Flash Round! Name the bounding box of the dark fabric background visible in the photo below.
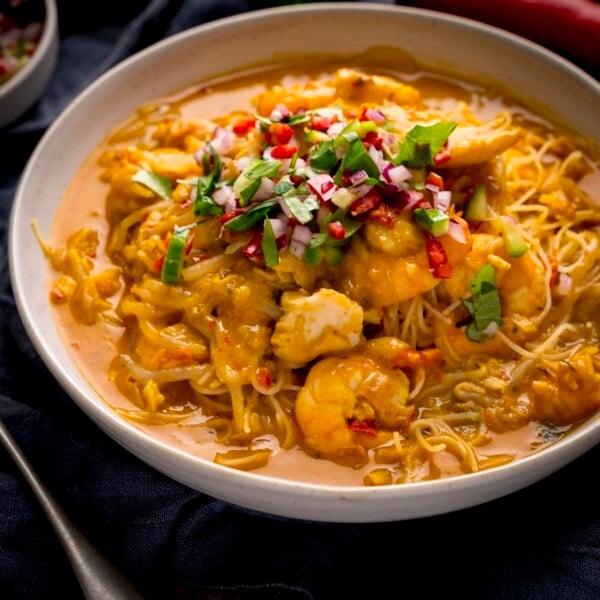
[1,1,599,598]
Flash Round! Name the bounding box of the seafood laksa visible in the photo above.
[38,64,600,486]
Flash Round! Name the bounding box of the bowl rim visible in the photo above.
[8,2,600,522]
[0,0,58,99]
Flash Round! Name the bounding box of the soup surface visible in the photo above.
[40,58,600,486]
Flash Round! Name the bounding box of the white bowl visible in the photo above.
[8,3,600,522]
[0,0,59,128]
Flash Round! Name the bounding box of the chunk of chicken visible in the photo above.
[530,347,600,425]
[333,68,420,106]
[271,288,363,365]
[441,113,523,168]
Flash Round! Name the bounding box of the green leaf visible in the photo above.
[308,139,339,173]
[462,263,504,342]
[394,122,457,168]
[245,159,283,180]
[234,158,282,206]
[261,218,280,268]
[223,200,278,232]
[132,169,172,199]
[281,196,317,224]
[273,179,294,196]
[341,138,380,179]
[194,195,223,217]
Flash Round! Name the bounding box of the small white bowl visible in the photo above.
[0,0,58,128]
[8,3,600,522]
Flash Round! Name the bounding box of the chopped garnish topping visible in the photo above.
[461,264,504,342]
[131,169,173,200]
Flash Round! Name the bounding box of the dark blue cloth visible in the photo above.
[1,1,599,598]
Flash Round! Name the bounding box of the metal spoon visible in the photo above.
[0,418,144,599]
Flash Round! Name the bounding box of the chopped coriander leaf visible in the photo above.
[287,113,311,126]
[194,144,223,216]
[132,169,172,199]
[282,195,318,224]
[461,263,504,342]
[194,195,223,217]
[394,122,457,168]
[234,158,282,206]
[309,139,339,173]
[223,200,278,232]
[337,138,380,181]
[273,179,294,196]
[326,207,361,239]
[245,159,283,180]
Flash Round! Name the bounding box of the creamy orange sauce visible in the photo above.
[48,62,576,486]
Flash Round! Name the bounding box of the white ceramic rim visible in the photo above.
[0,0,58,98]
[8,3,600,522]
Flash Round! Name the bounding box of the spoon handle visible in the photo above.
[0,419,144,599]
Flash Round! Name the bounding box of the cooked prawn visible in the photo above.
[295,355,413,467]
[338,211,472,306]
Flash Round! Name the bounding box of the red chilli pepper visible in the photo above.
[220,209,244,224]
[349,188,382,217]
[414,0,600,69]
[433,147,451,166]
[426,171,445,191]
[349,420,378,436]
[268,122,294,145]
[243,231,265,262]
[311,115,337,131]
[426,238,453,278]
[328,221,346,239]
[232,116,256,135]
[362,131,383,150]
[270,144,297,159]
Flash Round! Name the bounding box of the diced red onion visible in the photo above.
[368,145,384,169]
[234,156,252,172]
[212,185,235,207]
[277,197,293,218]
[289,239,307,258]
[349,170,368,186]
[267,218,287,239]
[292,224,313,245]
[399,189,425,211]
[352,184,373,199]
[447,219,467,244]
[382,163,411,184]
[211,126,235,155]
[328,122,345,136]
[434,190,452,212]
[307,174,337,202]
[270,104,291,122]
[363,108,386,122]
[253,177,275,201]
[557,273,573,296]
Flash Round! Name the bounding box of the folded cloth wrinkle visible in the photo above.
[1,1,599,599]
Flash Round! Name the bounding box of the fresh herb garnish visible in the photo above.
[261,219,280,268]
[223,200,278,232]
[461,263,504,342]
[194,143,223,216]
[394,122,457,168]
[132,169,172,200]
